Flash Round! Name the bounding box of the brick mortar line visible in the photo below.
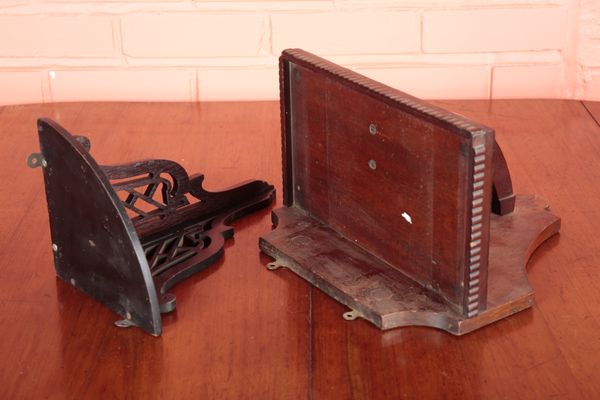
[0,63,563,74]
[0,4,569,17]
[0,51,564,60]
[112,17,125,60]
[489,65,495,100]
[193,70,200,102]
[0,61,563,73]
[0,67,212,71]
[419,11,425,53]
[41,69,52,103]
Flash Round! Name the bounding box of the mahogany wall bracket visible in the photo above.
[259,49,561,335]
[30,118,275,336]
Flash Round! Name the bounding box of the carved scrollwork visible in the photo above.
[101,159,192,220]
[99,155,275,314]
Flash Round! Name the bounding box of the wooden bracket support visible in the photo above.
[31,118,275,335]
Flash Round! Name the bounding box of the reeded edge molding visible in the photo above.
[281,48,493,138]
[278,48,495,318]
[466,142,486,317]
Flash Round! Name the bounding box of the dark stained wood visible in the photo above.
[36,118,163,335]
[277,49,496,317]
[0,102,307,399]
[1,99,599,399]
[261,195,559,335]
[492,141,516,215]
[266,50,545,331]
[34,118,275,333]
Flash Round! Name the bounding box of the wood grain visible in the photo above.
[583,100,600,128]
[310,100,600,399]
[261,195,559,335]
[0,100,599,399]
[280,50,496,315]
[0,102,307,399]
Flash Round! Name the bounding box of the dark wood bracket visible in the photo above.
[259,49,560,335]
[31,118,275,336]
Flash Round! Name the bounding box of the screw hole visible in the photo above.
[343,310,360,321]
[27,153,44,168]
[114,318,136,328]
[368,159,377,170]
[369,123,377,135]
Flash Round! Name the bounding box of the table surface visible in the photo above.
[1,99,600,399]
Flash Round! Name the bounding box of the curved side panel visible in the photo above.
[492,141,516,215]
[37,118,162,335]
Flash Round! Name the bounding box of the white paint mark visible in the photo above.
[49,70,56,80]
[402,212,412,224]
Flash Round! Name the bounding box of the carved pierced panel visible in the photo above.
[102,160,192,220]
[143,222,211,277]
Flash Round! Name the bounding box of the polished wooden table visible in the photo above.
[1,100,599,399]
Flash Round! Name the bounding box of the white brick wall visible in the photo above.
[492,65,563,98]
[422,8,568,53]
[0,16,115,57]
[357,66,490,99]
[271,12,420,55]
[48,70,196,102]
[579,0,600,99]
[0,72,45,105]
[0,0,596,105]
[120,14,268,57]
